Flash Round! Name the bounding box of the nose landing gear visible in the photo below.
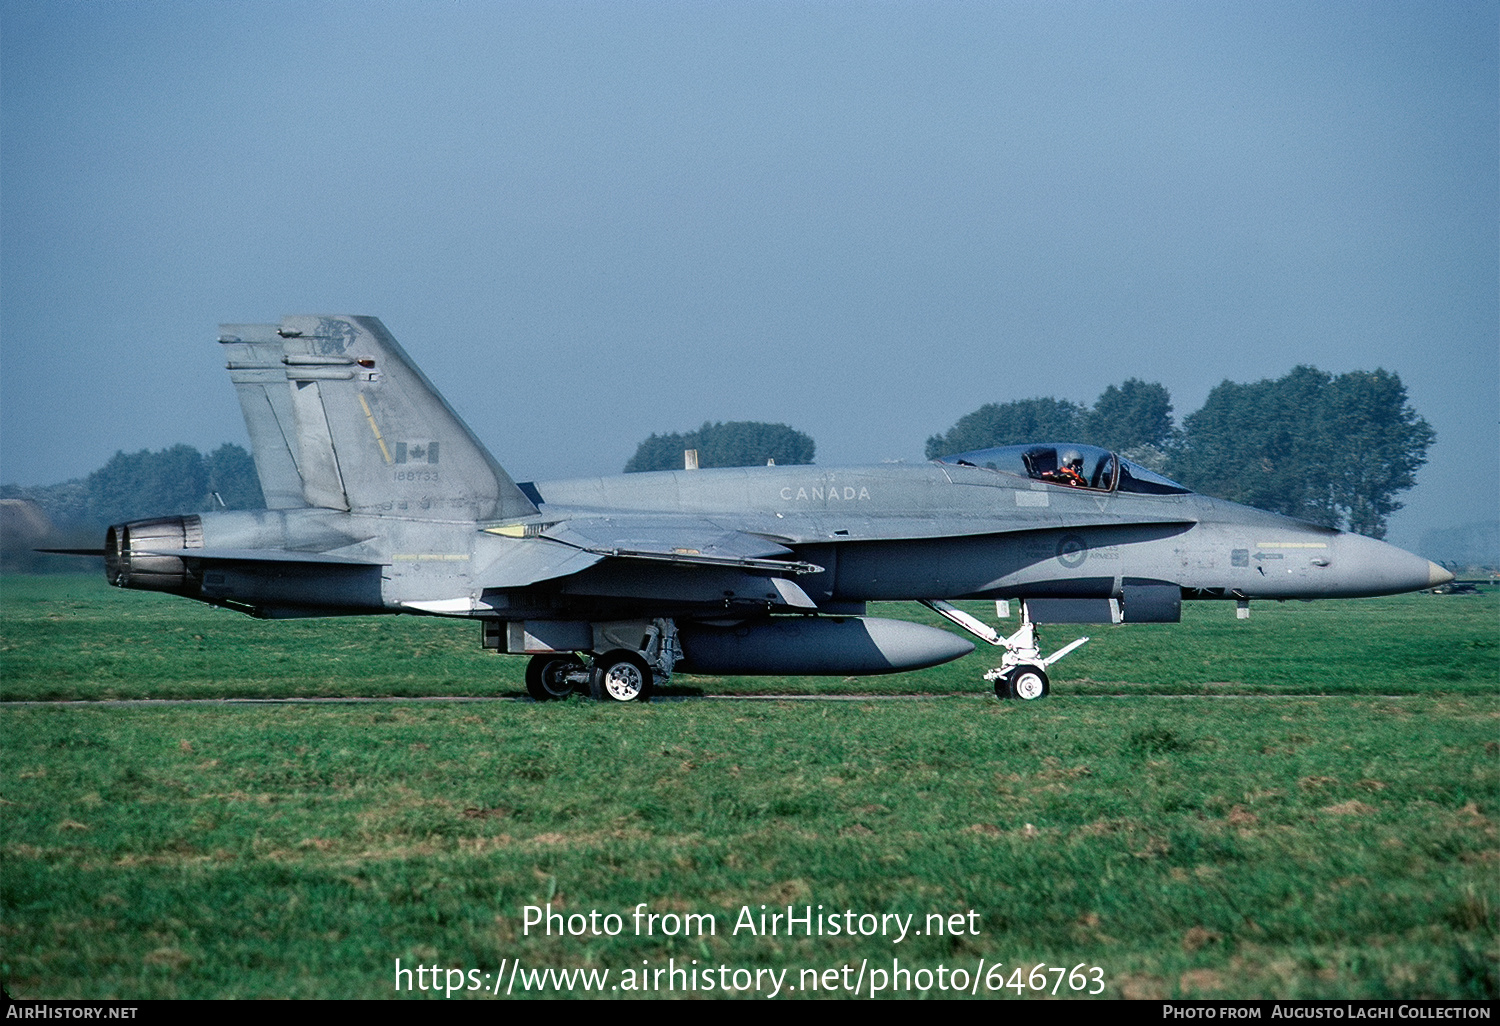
[920,599,1089,701]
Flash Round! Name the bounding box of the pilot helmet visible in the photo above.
[1060,449,1083,468]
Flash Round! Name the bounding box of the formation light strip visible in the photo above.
[358,393,394,465]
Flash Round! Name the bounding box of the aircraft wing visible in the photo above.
[472,508,1193,592]
[477,515,820,589]
[680,510,1199,546]
[538,517,824,574]
[543,517,798,561]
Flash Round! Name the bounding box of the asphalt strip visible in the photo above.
[0,694,1418,706]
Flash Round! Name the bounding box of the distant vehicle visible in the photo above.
[61,316,1453,702]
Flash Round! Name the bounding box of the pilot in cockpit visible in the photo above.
[1042,449,1088,488]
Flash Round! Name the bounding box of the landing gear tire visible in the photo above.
[995,664,1049,700]
[525,653,584,701]
[590,650,654,703]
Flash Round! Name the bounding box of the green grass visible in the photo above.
[1,575,1495,701]
[2,576,1496,999]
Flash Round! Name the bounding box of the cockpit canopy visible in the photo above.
[934,443,1190,495]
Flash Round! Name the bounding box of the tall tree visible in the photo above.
[625,421,815,473]
[1318,370,1436,537]
[1167,366,1432,538]
[924,398,1085,459]
[1085,379,1173,452]
[1167,367,1329,522]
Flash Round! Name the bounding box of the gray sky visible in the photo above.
[3,0,1495,549]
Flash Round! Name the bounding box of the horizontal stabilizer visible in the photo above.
[473,538,606,589]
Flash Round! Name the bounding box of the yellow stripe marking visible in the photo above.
[1256,542,1329,549]
[358,393,393,464]
[392,554,471,561]
[484,525,528,538]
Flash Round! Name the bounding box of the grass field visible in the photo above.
[1,575,1495,999]
[2,573,1494,701]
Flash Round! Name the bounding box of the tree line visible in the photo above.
[924,378,1175,464]
[1,443,265,531]
[925,366,1432,539]
[625,421,815,473]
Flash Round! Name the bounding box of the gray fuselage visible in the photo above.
[176,460,1443,619]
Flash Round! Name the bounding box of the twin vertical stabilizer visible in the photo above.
[219,316,537,521]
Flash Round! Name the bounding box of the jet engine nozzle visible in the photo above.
[104,515,204,594]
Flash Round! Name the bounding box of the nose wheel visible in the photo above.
[993,663,1049,700]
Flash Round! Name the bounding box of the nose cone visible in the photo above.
[1333,533,1452,597]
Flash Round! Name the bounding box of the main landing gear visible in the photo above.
[590,650,654,702]
[523,619,681,703]
[524,653,589,701]
[919,599,1090,701]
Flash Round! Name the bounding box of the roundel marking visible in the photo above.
[1056,534,1088,569]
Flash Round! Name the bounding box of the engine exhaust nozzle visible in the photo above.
[104,515,204,594]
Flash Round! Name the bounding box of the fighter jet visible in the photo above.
[85,315,1454,702]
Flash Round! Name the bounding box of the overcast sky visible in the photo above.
[2,0,1495,549]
